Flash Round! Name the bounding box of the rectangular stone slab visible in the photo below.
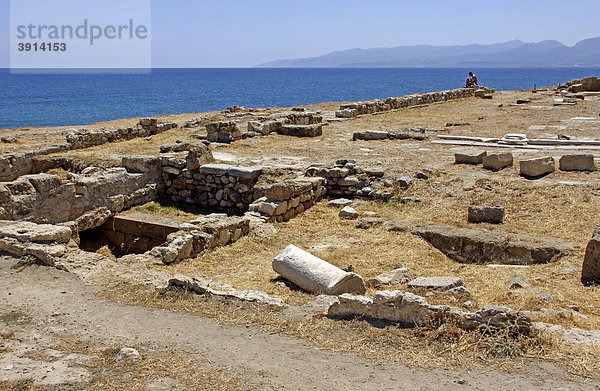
[414,223,575,265]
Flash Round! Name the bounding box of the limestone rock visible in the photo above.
[185,146,213,170]
[482,153,513,171]
[364,168,384,177]
[408,277,463,291]
[415,223,574,265]
[582,226,600,285]
[367,268,414,287]
[468,206,504,224]
[339,206,359,220]
[328,290,530,332]
[519,157,555,178]
[265,181,298,201]
[206,122,241,143]
[455,151,487,165]
[395,177,413,190]
[449,286,471,296]
[0,221,72,244]
[507,274,531,289]
[327,198,352,207]
[277,124,323,137]
[116,348,141,365]
[169,274,286,307]
[534,322,600,346]
[559,155,595,172]
[121,156,161,174]
[27,173,62,193]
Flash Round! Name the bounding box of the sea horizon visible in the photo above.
[2,67,599,129]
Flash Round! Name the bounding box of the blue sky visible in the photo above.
[1,0,600,67]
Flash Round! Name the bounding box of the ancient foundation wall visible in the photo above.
[0,156,163,229]
[305,161,386,199]
[335,87,482,118]
[249,177,326,222]
[161,159,262,213]
[0,119,176,182]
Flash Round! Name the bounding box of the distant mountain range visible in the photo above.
[257,38,600,67]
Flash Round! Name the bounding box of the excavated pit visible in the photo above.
[79,211,180,257]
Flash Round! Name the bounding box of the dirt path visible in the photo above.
[0,256,594,390]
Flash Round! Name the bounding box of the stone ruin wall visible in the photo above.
[563,76,600,93]
[0,119,176,182]
[335,87,486,118]
[161,158,262,213]
[0,155,163,231]
[248,177,326,223]
[306,161,387,199]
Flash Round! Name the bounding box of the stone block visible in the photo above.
[519,157,555,178]
[468,206,505,224]
[327,198,352,207]
[265,181,297,201]
[455,151,487,165]
[408,277,463,290]
[482,153,513,171]
[277,124,323,138]
[395,177,413,190]
[362,130,389,140]
[559,155,595,172]
[582,226,600,285]
[339,206,359,220]
[26,173,62,194]
[122,156,161,174]
[0,221,72,244]
[367,268,414,287]
[415,223,574,265]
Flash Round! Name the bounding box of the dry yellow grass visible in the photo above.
[99,283,600,379]
[0,336,260,391]
[147,196,600,332]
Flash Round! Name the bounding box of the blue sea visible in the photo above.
[1,67,599,129]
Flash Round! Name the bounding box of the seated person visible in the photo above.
[469,72,478,86]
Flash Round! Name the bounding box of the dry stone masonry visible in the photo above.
[206,122,242,143]
[0,118,175,182]
[559,155,595,171]
[249,177,326,223]
[162,156,262,212]
[65,119,176,149]
[335,87,490,118]
[0,159,162,228]
[305,160,389,199]
[328,290,531,332]
[149,214,251,264]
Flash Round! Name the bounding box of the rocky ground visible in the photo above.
[2,87,600,389]
[1,255,598,390]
